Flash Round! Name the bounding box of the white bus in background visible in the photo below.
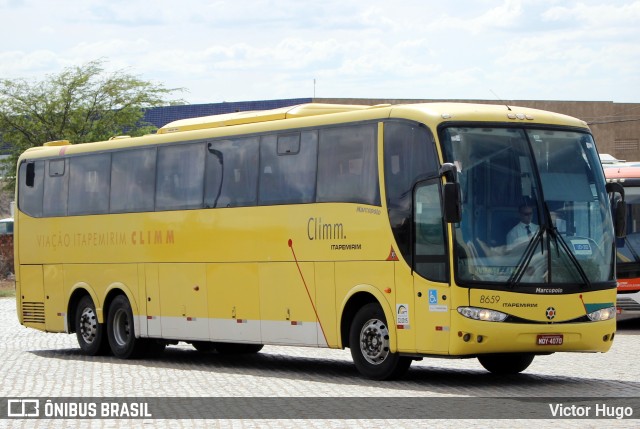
[603,158,640,320]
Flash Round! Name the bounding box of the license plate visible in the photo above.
[537,334,563,345]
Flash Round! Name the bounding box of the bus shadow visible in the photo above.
[29,346,640,397]
[617,317,640,331]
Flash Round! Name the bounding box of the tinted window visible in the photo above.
[384,121,439,262]
[317,124,379,205]
[259,131,317,205]
[156,143,205,210]
[111,148,157,213]
[69,154,111,215]
[18,160,44,217]
[414,181,448,282]
[43,159,69,217]
[204,137,259,208]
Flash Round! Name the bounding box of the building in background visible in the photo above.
[142,98,640,162]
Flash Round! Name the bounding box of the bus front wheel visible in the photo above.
[75,295,109,356]
[477,353,535,374]
[349,303,411,380]
[107,295,145,359]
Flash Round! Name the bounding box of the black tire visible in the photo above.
[213,342,264,354]
[192,341,217,353]
[349,303,412,380]
[106,295,145,359]
[478,353,535,374]
[75,295,109,356]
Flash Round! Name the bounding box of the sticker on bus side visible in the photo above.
[396,304,410,329]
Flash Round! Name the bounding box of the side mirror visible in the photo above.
[439,163,461,223]
[614,199,626,238]
[443,182,461,223]
[606,182,626,238]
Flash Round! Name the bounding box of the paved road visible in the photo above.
[1,297,639,428]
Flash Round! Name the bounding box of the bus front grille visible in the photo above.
[22,302,45,324]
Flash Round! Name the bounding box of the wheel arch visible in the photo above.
[339,286,396,351]
[67,282,138,333]
[67,283,98,333]
[104,283,140,337]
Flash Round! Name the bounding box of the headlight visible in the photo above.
[457,306,508,322]
[587,306,616,321]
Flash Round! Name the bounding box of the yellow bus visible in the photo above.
[14,102,624,380]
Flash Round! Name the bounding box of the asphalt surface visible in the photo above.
[1,297,639,428]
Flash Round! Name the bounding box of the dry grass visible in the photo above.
[0,279,15,297]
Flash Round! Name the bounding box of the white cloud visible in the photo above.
[0,0,638,103]
[543,1,640,26]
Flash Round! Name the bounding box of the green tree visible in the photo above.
[0,59,184,188]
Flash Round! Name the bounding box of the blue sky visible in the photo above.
[1,0,639,104]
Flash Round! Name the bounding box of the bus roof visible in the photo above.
[156,103,381,133]
[156,102,588,134]
[19,102,590,160]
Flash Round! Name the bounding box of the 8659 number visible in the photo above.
[479,295,500,304]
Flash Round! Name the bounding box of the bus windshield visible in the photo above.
[441,126,615,287]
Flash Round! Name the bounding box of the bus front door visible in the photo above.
[412,181,451,354]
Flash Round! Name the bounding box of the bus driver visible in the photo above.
[507,204,538,249]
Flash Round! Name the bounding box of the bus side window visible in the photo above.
[156,143,205,211]
[258,131,317,205]
[205,137,259,208]
[317,124,379,205]
[110,148,156,213]
[383,121,438,263]
[43,159,69,217]
[68,153,111,215]
[18,160,44,218]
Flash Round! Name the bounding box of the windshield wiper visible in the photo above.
[543,204,592,288]
[507,227,544,288]
[507,206,593,288]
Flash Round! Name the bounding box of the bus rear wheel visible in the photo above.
[478,353,535,374]
[75,295,109,356]
[107,295,145,359]
[349,303,411,380]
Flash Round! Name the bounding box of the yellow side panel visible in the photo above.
[315,262,338,348]
[20,265,44,301]
[43,265,65,332]
[393,262,415,353]
[259,262,315,322]
[207,263,260,320]
[413,275,451,354]
[19,265,44,329]
[207,263,261,342]
[259,262,322,346]
[143,263,161,337]
[158,264,208,340]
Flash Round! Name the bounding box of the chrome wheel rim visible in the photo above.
[112,308,131,347]
[359,318,390,365]
[79,307,98,344]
